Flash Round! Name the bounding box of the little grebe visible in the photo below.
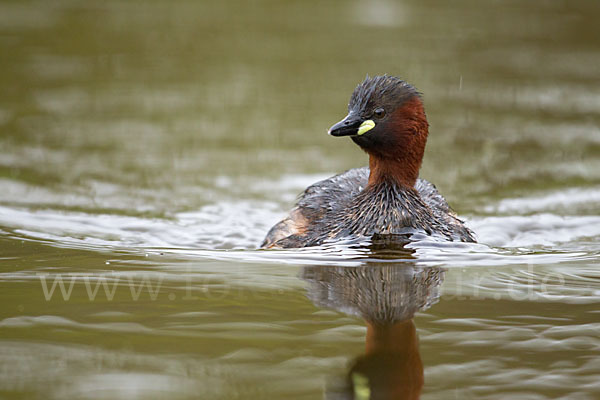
[262,75,475,248]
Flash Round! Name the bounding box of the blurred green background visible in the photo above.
[2,0,599,217]
[1,1,600,399]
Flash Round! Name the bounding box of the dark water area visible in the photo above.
[1,0,599,399]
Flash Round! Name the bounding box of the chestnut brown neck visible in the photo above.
[362,319,424,399]
[368,156,420,188]
[366,97,428,189]
[365,319,419,355]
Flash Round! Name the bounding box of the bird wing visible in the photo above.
[414,178,454,215]
[261,168,368,248]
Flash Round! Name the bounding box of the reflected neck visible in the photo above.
[365,319,419,354]
[362,319,424,399]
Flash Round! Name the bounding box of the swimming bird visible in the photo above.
[262,75,475,248]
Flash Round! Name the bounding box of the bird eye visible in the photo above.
[374,108,385,118]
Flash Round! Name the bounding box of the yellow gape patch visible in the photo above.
[357,120,375,135]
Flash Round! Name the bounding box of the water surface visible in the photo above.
[1,0,599,399]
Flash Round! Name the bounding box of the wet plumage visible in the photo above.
[262,168,474,247]
[262,75,475,248]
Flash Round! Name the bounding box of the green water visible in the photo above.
[1,0,599,399]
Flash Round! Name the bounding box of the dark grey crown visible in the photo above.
[348,75,420,114]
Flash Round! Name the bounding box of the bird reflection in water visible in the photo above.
[302,249,444,400]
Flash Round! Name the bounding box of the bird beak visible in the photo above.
[328,114,375,137]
